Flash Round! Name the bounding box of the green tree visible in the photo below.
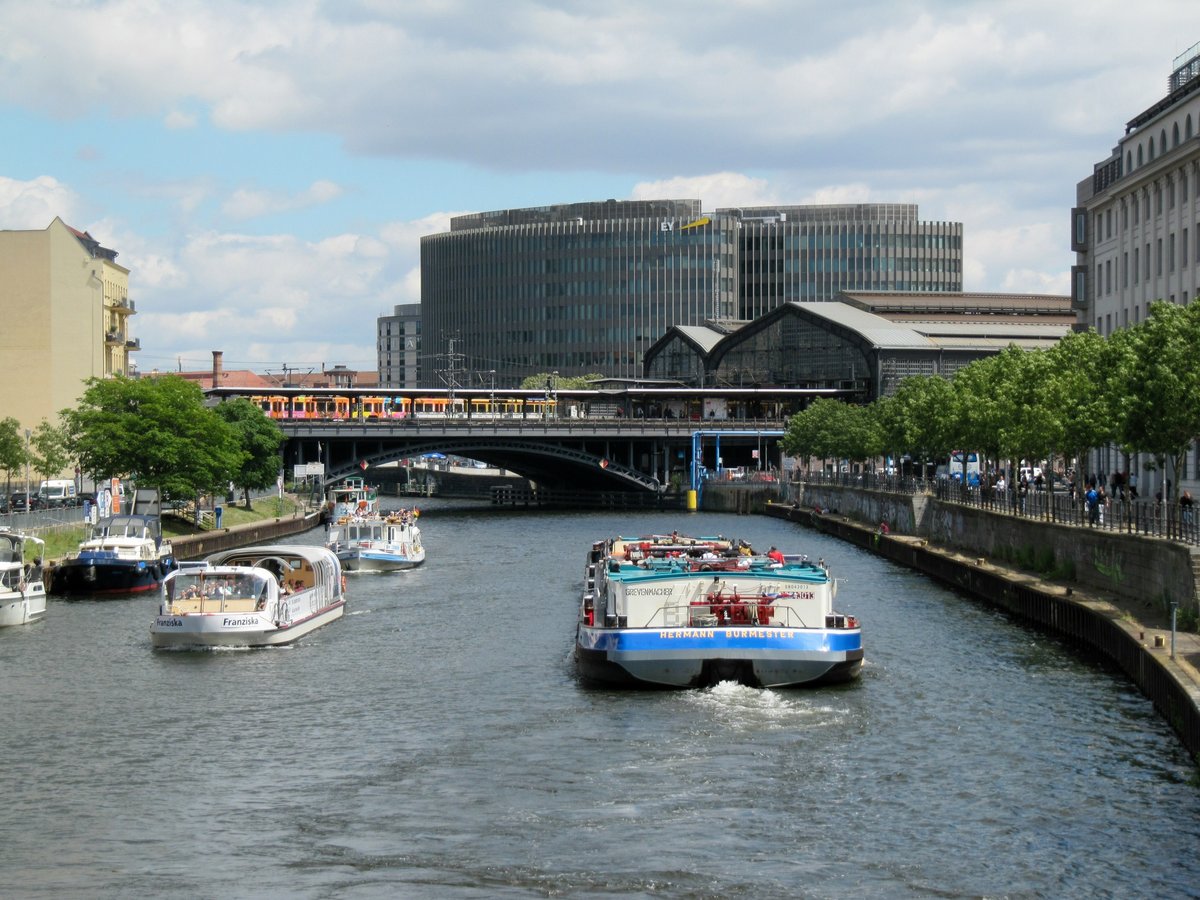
[213,398,286,508]
[990,346,1061,469]
[1043,329,1115,476]
[1109,300,1200,499]
[0,417,26,496]
[30,419,73,485]
[61,375,242,501]
[876,375,956,476]
[947,354,1009,475]
[782,399,877,470]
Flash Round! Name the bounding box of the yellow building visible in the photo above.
[0,217,137,436]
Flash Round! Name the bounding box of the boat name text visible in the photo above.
[223,617,260,627]
[657,628,799,639]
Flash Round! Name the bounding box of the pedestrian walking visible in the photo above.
[1085,484,1100,526]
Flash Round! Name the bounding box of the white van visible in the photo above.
[38,479,78,507]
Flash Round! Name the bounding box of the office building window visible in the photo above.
[1134,247,1139,284]
[1123,251,1128,287]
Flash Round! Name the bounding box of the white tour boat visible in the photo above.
[326,477,378,520]
[0,530,47,628]
[326,509,425,572]
[150,544,346,649]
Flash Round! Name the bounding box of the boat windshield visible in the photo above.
[92,516,157,540]
[166,570,269,609]
[0,534,19,564]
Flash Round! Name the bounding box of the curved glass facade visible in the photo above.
[727,204,963,320]
[420,200,737,386]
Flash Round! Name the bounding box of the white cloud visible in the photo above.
[221,180,344,220]
[0,176,81,229]
[164,110,198,130]
[631,173,778,210]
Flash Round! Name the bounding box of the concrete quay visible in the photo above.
[765,500,1200,759]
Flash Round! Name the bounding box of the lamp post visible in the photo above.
[24,429,31,511]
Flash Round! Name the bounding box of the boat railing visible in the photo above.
[632,600,818,629]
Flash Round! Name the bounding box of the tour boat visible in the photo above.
[0,530,47,627]
[150,545,346,649]
[575,533,863,689]
[326,509,425,572]
[50,512,177,596]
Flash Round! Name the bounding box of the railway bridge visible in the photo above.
[279,416,787,493]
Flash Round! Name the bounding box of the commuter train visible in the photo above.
[209,385,834,424]
[252,393,558,421]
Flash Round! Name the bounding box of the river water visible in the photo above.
[2,502,1198,899]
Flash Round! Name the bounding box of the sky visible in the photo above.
[2,0,1199,378]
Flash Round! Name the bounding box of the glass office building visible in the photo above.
[418,199,960,386]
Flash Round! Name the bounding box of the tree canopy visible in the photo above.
[213,397,287,507]
[779,296,1200,487]
[61,375,243,500]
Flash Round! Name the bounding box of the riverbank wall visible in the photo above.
[170,510,322,560]
[761,496,1200,758]
[783,482,1199,616]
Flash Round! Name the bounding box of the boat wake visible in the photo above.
[683,680,850,730]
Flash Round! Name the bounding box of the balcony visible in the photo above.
[104,331,123,345]
[125,337,141,351]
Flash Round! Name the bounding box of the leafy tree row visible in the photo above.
[782,299,1200,499]
[0,374,286,507]
[0,418,73,496]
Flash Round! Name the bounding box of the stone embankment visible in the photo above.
[169,509,322,560]
[763,496,1200,758]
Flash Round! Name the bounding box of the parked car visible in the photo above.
[9,491,40,512]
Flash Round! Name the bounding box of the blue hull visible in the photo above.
[575,624,863,689]
[51,555,177,597]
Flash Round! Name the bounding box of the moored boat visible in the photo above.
[50,512,177,596]
[326,508,425,572]
[0,530,47,627]
[150,545,346,649]
[575,533,863,689]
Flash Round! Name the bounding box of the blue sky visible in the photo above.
[2,0,1199,375]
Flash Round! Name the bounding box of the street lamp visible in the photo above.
[24,429,31,511]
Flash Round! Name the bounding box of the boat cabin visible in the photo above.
[165,568,274,614]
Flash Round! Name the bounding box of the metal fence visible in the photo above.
[793,472,1200,547]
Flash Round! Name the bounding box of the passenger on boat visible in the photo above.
[767,547,785,565]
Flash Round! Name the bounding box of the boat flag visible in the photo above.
[599,458,609,469]
[359,460,368,470]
